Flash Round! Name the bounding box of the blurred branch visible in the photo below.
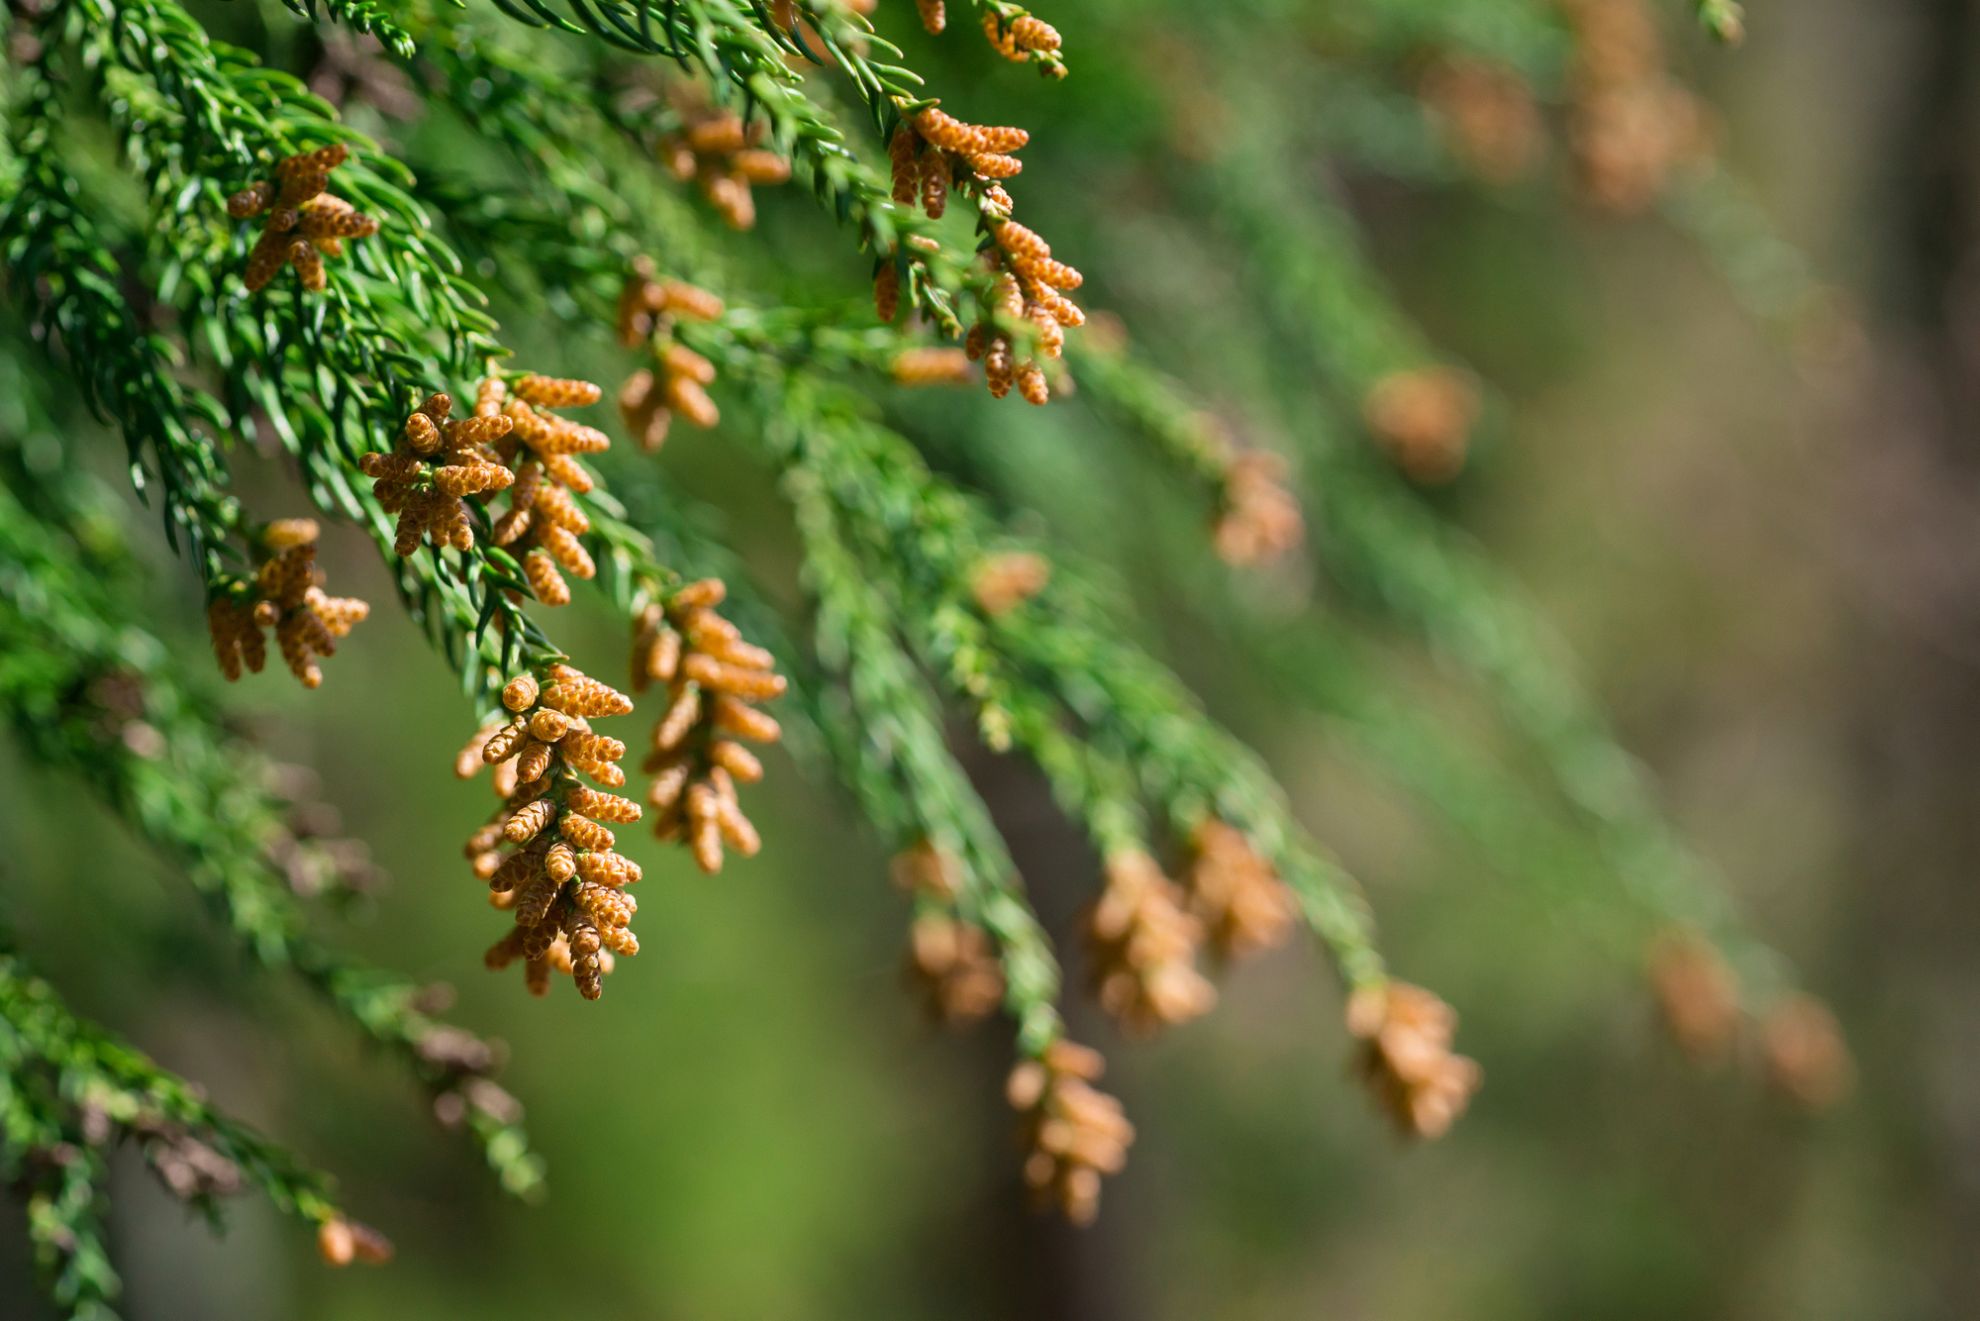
[0,945,341,1321]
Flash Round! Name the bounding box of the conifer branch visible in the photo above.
[1063,326,1798,997]
[5,4,535,687]
[1,947,342,1320]
[383,75,1075,1044]
[1205,567,1668,952]
[1065,336,1284,546]
[783,461,1066,1051]
[0,1032,119,1321]
[2,119,529,690]
[0,460,545,1196]
[409,19,925,375]
[285,0,418,56]
[0,0,1841,1272]
[1661,163,1839,346]
[398,72,1074,1044]
[417,127,1388,996]
[1196,80,1466,405]
[0,946,341,1220]
[18,0,710,705]
[1156,72,1701,879]
[750,372,1390,988]
[461,0,983,331]
[0,80,247,587]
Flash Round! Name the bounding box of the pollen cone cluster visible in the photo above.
[1647,933,1852,1108]
[617,257,726,451]
[905,913,1005,1026]
[464,668,642,1001]
[1345,980,1482,1139]
[979,10,1064,74]
[889,105,1015,217]
[911,0,1061,70]
[362,390,516,556]
[316,1217,394,1268]
[890,107,1028,223]
[1648,929,1740,1062]
[659,104,792,230]
[1183,819,1299,959]
[883,103,1082,404]
[480,374,609,606]
[227,144,378,293]
[1361,365,1482,484]
[1212,450,1304,566]
[206,519,369,688]
[889,346,975,388]
[1418,56,1547,187]
[1084,850,1217,1035]
[1007,1041,1134,1225]
[1562,0,1711,214]
[632,579,786,873]
[967,221,1084,406]
[132,1117,242,1203]
[891,838,963,901]
[969,550,1050,615]
[1760,994,1852,1111]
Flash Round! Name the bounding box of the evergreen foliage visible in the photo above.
[0,0,1846,1310]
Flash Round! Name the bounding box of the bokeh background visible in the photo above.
[6,0,1979,1316]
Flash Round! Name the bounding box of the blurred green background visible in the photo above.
[5,0,1977,1316]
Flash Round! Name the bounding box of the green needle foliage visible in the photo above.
[0,0,1848,1309]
